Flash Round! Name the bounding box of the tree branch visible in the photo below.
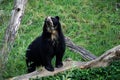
[81,45,120,69]
[9,45,120,80]
[65,37,97,60]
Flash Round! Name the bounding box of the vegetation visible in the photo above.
[0,0,120,79]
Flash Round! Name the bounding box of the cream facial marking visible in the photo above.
[46,16,53,27]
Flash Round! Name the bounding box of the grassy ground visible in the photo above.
[0,0,120,79]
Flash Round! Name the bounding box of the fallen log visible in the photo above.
[9,60,85,80]
[9,45,120,80]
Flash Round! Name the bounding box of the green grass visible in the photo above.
[0,0,120,79]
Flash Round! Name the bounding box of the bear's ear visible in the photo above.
[55,16,59,20]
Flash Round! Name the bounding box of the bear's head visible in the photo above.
[43,16,61,33]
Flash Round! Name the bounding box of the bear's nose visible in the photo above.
[45,16,51,22]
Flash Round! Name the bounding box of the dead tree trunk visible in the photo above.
[0,0,27,79]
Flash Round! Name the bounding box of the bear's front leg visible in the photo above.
[26,60,36,73]
[55,52,64,68]
[44,55,54,71]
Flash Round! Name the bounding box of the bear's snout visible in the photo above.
[45,16,53,27]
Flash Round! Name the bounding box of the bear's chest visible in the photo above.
[51,30,58,41]
[50,30,58,45]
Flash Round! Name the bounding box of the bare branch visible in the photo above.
[81,45,120,69]
[65,37,97,60]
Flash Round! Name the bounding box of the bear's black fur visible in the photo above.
[26,16,66,73]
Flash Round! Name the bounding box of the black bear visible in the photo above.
[26,16,66,73]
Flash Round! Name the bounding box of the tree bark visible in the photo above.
[9,45,120,80]
[0,0,27,79]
